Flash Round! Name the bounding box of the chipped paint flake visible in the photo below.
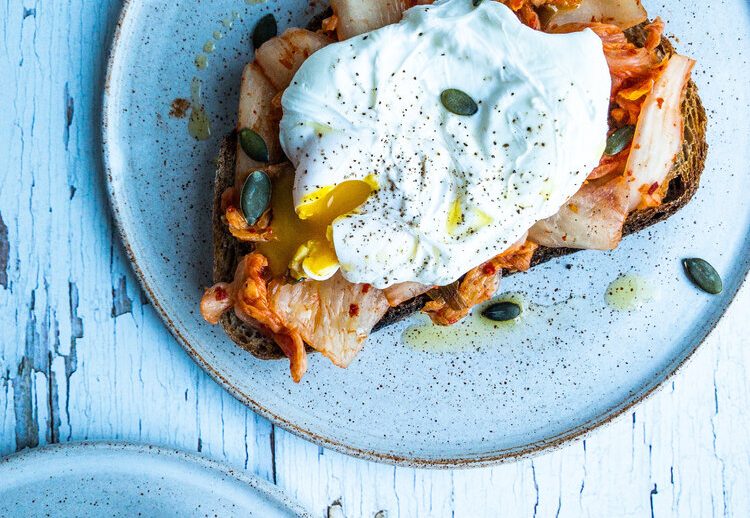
[111,276,132,317]
[327,500,345,518]
[0,213,8,289]
[68,282,83,340]
[64,82,75,152]
[12,358,39,451]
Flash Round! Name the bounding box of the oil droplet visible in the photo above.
[188,77,211,141]
[203,41,216,53]
[402,315,492,352]
[221,17,234,29]
[213,30,224,40]
[402,293,525,352]
[605,274,654,311]
[195,54,208,70]
[245,0,265,4]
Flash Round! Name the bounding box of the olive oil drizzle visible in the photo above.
[188,77,211,141]
[185,8,247,140]
[604,274,654,311]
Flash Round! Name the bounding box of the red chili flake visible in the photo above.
[361,283,371,293]
[656,97,665,108]
[647,182,659,195]
[482,263,496,276]
[215,286,228,301]
[349,304,360,317]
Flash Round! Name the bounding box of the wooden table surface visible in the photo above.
[1,1,749,516]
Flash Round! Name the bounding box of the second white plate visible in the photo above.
[0,442,310,517]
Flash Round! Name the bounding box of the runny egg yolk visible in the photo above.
[255,172,375,280]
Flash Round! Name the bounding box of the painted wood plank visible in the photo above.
[0,0,276,478]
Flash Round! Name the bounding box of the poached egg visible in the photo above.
[272,0,610,288]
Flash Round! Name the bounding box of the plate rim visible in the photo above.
[0,441,312,517]
[101,0,750,468]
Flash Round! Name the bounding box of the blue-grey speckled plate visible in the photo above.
[0,442,310,517]
[103,0,750,466]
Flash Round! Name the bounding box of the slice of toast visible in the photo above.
[210,25,708,360]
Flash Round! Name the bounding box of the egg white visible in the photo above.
[280,0,610,288]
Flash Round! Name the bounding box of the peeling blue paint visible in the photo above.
[111,276,133,317]
[12,358,38,451]
[68,282,84,341]
[0,213,8,289]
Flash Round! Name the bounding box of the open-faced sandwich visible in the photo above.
[200,0,707,381]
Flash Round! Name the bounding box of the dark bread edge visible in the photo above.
[212,25,708,359]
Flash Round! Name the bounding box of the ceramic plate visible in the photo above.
[103,0,750,466]
[0,442,310,517]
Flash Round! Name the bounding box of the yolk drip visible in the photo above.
[255,172,375,279]
[446,198,494,236]
[446,198,463,235]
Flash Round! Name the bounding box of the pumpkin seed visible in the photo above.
[604,125,635,155]
[536,4,556,27]
[683,258,723,294]
[440,89,478,116]
[253,14,277,49]
[482,301,521,322]
[240,171,272,225]
[239,128,269,162]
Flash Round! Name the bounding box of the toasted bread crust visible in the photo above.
[210,26,708,359]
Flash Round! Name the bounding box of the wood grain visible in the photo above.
[1,1,749,517]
